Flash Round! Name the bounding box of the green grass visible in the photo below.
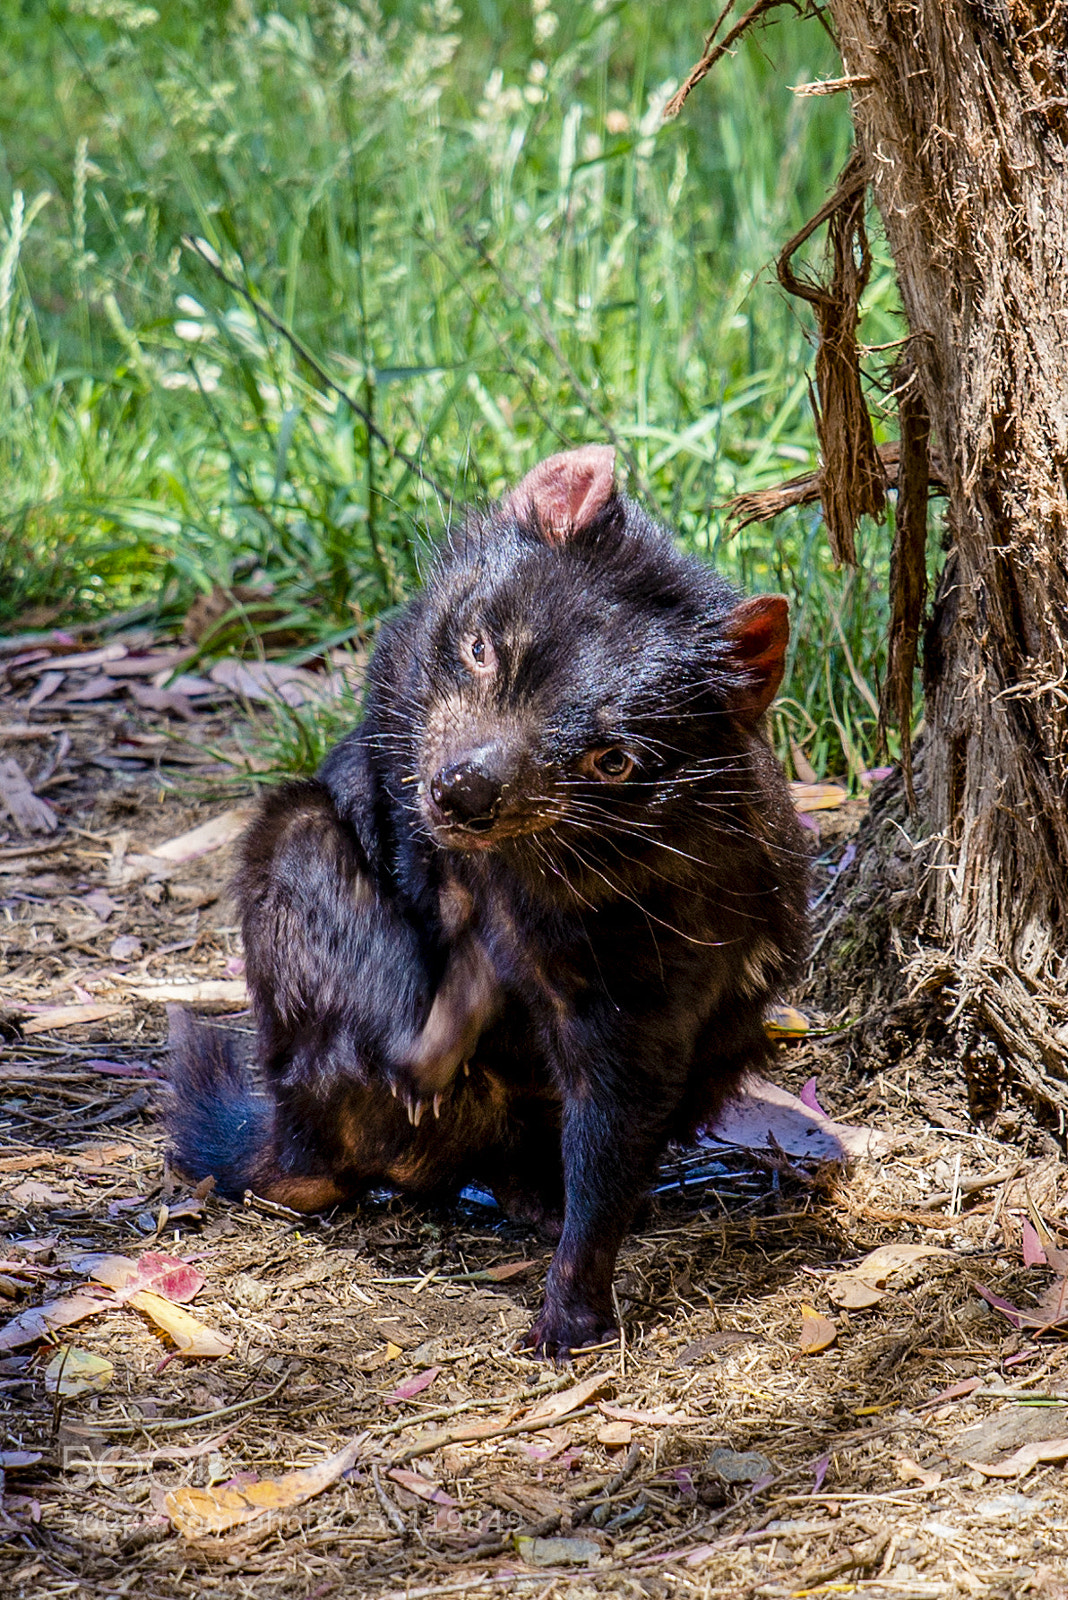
[0,0,915,780]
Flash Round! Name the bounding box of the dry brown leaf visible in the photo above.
[597,1401,698,1426]
[828,1244,950,1309]
[965,1436,1068,1480]
[524,1372,614,1428]
[894,1455,942,1489]
[0,1290,111,1351]
[8,1180,67,1205]
[127,980,248,1005]
[386,1468,457,1505]
[147,808,253,864]
[596,1419,632,1447]
[798,1304,838,1355]
[21,1002,124,1035]
[165,1433,365,1537]
[128,1290,233,1359]
[0,756,58,834]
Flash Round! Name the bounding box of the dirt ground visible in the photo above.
[1,631,1067,1600]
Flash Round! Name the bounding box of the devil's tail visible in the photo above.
[165,1006,273,1199]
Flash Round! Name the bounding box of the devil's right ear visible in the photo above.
[503,446,617,545]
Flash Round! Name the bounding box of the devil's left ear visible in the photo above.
[504,445,617,544]
[722,595,790,724]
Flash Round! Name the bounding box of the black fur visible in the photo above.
[168,451,809,1357]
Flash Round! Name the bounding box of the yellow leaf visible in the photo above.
[763,1004,810,1039]
[790,782,848,813]
[798,1304,837,1355]
[166,1434,365,1537]
[129,1290,233,1358]
[384,1341,403,1360]
[44,1345,114,1397]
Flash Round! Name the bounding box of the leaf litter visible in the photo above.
[2,618,1068,1596]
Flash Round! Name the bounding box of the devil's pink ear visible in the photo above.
[723,595,790,724]
[505,446,616,544]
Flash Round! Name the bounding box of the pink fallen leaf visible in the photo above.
[88,1251,205,1304]
[385,1366,441,1405]
[8,1181,67,1206]
[165,1434,365,1537]
[386,1468,457,1506]
[1022,1219,1048,1268]
[86,1059,164,1079]
[798,1076,825,1114]
[974,1278,1068,1331]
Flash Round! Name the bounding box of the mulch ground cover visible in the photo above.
[1,619,1067,1599]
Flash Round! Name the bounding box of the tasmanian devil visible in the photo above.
[168,445,809,1358]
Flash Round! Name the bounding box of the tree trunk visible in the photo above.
[824,2,1068,1122]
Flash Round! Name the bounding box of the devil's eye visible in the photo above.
[460,632,497,675]
[582,747,635,782]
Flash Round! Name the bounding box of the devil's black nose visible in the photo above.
[430,761,503,829]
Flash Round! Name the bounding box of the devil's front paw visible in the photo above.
[517,1300,618,1363]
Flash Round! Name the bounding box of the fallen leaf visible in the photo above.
[0,1290,111,1351]
[386,1467,456,1506]
[165,1433,365,1537]
[81,888,119,922]
[64,674,121,702]
[146,808,253,864]
[790,781,848,813]
[894,1455,942,1489]
[127,684,195,719]
[965,1436,1068,1480]
[128,1291,233,1359]
[127,980,248,1005]
[828,1244,950,1310]
[0,1452,43,1469]
[515,1535,601,1568]
[385,1367,441,1405]
[109,935,143,961]
[19,643,126,674]
[44,1345,114,1398]
[974,1278,1068,1331]
[764,1005,810,1039]
[8,1181,67,1206]
[1022,1219,1048,1268]
[384,1341,403,1360]
[21,1003,124,1035]
[798,1304,837,1355]
[210,659,324,708]
[597,1401,697,1427]
[702,1073,890,1161]
[0,757,58,834]
[87,1252,205,1303]
[597,1419,632,1447]
[524,1372,615,1428]
[481,1260,536,1281]
[798,1076,825,1114]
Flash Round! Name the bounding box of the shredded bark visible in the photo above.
[776,150,888,566]
[878,352,931,808]
[725,437,946,530]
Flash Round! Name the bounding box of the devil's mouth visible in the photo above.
[425,802,561,850]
